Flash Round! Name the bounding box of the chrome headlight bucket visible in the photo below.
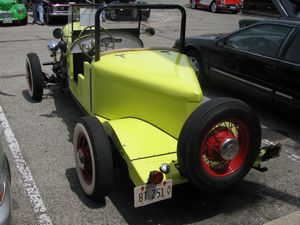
[47,40,59,53]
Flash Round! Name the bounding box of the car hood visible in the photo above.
[0,0,17,10]
[272,0,300,19]
[184,33,224,48]
[93,49,201,101]
[189,33,224,40]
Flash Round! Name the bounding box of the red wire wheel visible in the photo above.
[177,98,261,191]
[200,119,249,177]
[73,116,113,200]
[25,53,43,101]
[77,133,93,185]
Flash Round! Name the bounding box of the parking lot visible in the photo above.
[0,1,299,225]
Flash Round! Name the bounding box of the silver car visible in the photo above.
[0,142,11,225]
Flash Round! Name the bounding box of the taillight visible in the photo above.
[148,171,163,184]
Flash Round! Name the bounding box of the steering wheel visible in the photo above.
[78,25,115,59]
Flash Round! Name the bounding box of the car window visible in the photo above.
[225,24,291,57]
[284,30,300,64]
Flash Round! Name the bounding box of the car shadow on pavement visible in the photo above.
[105,166,300,225]
[22,89,84,141]
[22,90,42,104]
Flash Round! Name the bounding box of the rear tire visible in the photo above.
[74,116,113,200]
[177,98,261,191]
[26,53,43,101]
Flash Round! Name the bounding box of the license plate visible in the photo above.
[230,6,236,9]
[1,12,12,24]
[134,179,172,208]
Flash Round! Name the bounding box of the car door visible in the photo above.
[209,23,292,100]
[276,28,300,113]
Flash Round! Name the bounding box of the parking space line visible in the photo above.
[0,105,53,225]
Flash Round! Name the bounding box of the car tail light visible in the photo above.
[0,170,6,205]
[148,170,163,184]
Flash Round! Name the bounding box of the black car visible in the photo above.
[178,18,300,116]
[176,0,300,116]
[105,0,150,21]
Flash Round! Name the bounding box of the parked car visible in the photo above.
[190,0,241,13]
[180,19,300,117]
[0,0,27,25]
[0,142,12,225]
[105,0,150,21]
[25,3,280,208]
[42,0,87,24]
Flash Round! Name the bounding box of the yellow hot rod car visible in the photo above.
[25,3,280,207]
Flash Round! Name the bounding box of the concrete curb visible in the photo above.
[264,210,300,225]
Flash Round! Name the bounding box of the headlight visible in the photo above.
[0,168,7,205]
[17,7,24,14]
[47,40,59,53]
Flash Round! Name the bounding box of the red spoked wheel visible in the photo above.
[76,132,93,186]
[177,98,261,191]
[74,116,113,200]
[200,120,249,177]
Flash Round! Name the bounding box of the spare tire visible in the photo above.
[177,97,261,191]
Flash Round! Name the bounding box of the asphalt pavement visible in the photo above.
[0,1,299,225]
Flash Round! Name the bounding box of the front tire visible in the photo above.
[73,116,113,200]
[21,15,28,25]
[210,1,218,13]
[186,49,208,87]
[26,53,43,101]
[177,98,261,191]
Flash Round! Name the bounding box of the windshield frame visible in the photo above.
[94,4,186,61]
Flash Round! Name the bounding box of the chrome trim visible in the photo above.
[279,59,300,67]
[50,12,70,17]
[275,91,293,100]
[210,67,272,92]
[221,138,239,161]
